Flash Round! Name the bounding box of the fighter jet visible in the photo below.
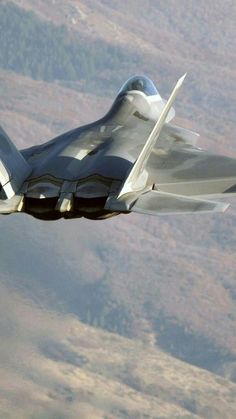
[0,74,236,220]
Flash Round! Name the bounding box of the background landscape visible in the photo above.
[0,1,236,418]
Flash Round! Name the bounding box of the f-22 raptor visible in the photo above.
[0,74,236,220]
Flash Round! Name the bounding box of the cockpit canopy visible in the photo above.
[118,75,159,97]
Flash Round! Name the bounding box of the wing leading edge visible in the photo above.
[118,73,187,198]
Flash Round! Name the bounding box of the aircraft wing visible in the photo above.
[106,142,236,216]
[147,144,236,199]
[22,117,236,201]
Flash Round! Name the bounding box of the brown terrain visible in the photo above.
[0,1,236,418]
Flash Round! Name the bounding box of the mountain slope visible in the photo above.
[1,285,236,419]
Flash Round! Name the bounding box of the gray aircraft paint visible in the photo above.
[0,75,236,220]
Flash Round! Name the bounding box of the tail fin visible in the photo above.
[0,126,31,199]
[118,73,187,198]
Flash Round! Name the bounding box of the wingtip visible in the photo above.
[176,72,187,89]
[179,72,187,83]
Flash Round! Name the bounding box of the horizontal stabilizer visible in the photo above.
[118,73,187,198]
[0,126,31,199]
[131,190,229,215]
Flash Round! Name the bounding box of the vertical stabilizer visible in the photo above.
[118,74,187,198]
[0,126,31,199]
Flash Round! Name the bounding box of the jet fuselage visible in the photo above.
[22,77,165,220]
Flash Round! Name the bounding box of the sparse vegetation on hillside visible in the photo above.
[0,3,139,83]
[2,288,236,419]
